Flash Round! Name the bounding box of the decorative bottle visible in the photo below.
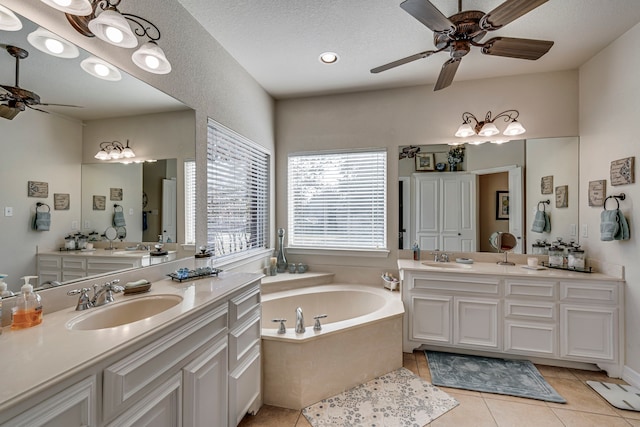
[276,228,287,273]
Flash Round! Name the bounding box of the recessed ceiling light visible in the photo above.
[319,52,339,64]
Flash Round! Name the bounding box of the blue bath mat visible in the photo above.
[425,351,566,403]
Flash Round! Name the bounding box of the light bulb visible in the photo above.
[54,0,72,6]
[105,26,124,44]
[145,55,160,70]
[94,63,110,77]
[44,38,64,54]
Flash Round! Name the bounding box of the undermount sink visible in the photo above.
[421,261,471,269]
[66,294,183,331]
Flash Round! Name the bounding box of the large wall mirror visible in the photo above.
[399,137,579,254]
[0,10,195,291]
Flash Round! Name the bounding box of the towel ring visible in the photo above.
[537,199,550,212]
[603,193,626,211]
[114,204,124,212]
[36,202,50,212]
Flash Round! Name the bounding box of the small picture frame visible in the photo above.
[93,195,106,210]
[28,181,48,198]
[556,185,569,208]
[588,180,606,207]
[541,176,553,194]
[415,153,435,171]
[110,188,123,201]
[496,191,509,220]
[610,156,635,186]
[54,193,70,210]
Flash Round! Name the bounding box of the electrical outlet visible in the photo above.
[581,224,588,238]
[570,224,577,236]
[129,208,134,215]
[4,207,13,217]
[84,220,91,229]
[71,220,79,230]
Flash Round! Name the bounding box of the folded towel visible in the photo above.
[531,210,551,233]
[113,210,126,227]
[601,209,630,241]
[33,211,51,231]
[617,210,630,240]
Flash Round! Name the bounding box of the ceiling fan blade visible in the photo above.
[482,37,554,60]
[434,58,461,91]
[370,50,436,74]
[400,0,455,33]
[26,105,50,114]
[482,0,549,30]
[38,102,83,108]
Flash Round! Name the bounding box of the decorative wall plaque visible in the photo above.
[27,181,48,198]
[555,185,568,208]
[588,180,606,206]
[610,156,635,186]
[54,193,70,210]
[93,195,106,210]
[110,188,123,201]
[541,176,553,194]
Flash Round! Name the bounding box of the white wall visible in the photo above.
[580,22,640,380]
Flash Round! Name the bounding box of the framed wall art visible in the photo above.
[588,180,606,206]
[54,193,70,210]
[610,156,635,186]
[556,185,568,208]
[27,181,48,198]
[496,191,509,220]
[110,187,123,201]
[415,153,435,171]
[93,195,106,210]
[541,176,553,194]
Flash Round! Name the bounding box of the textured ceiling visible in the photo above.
[176,0,640,99]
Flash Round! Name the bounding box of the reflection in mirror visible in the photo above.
[0,10,194,292]
[398,137,579,254]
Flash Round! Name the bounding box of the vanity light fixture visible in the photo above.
[455,110,525,138]
[319,52,339,64]
[0,5,22,31]
[27,27,80,58]
[80,56,122,81]
[40,0,172,74]
[94,140,135,160]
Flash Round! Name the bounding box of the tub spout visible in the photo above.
[295,307,305,333]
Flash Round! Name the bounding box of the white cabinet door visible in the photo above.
[410,295,452,343]
[454,297,500,350]
[229,345,261,427]
[505,320,557,356]
[183,337,228,427]
[560,305,616,361]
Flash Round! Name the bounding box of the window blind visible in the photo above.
[207,119,269,259]
[288,149,387,250]
[184,159,196,245]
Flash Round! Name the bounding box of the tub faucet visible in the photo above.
[295,307,305,333]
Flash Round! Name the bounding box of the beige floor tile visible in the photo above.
[430,392,497,427]
[415,351,433,382]
[551,408,631,426]
[295,413,313,426]
[535,364,579,380]
[238,405,300,427]
[403,351,420,376]
[436,385,482,397]
[626,418,640,426]
[544,377,618,416]
[479,392,548,407]
[615,408,640,421]
[484,398,564,427]
[570,368,628,384]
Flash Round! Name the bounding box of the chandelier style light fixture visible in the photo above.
[94,140,135,160]
[455,110,526,139]
[39,0,171,74]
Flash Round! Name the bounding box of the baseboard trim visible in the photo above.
[622,365,640,388]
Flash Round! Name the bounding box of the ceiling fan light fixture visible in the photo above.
[503,120,526,136]
[94,149,110,160]
[0,5,22,31]
[455,123,475,138]
[121,140,135,158]
[40,0,92,15]
[80,56,122,81]
[88,9,138,48]
[27,27,80,58]
[490,139,509,144]
[319,52,339,64]
[132,42,172,74]
[478,122,500,137]
[468,140,488,145]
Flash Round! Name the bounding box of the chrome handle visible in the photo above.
[272,318,287,334]
[67,287,91,296]
[313,314,328,331]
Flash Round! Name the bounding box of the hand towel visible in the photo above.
[617,210,630,240]
[531,210,551,233]
[33,211,51,231]
[113,210,126,227]
[600,209,628,242]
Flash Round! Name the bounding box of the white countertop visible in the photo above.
[39,248,177,258]
[0,271,261,412]
[397,259,624,282]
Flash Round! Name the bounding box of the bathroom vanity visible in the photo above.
[398,259,625,377]
[0,271,262,427]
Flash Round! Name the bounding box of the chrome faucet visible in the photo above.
[430,250,440,262]
[136,243,150,251]
[91,280,124,307]
[67,287,93,311]
[440,253,450,262]
[295,307,305,333]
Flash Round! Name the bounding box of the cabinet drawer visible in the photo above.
[62,257,87,271]
[38,256,61,269]
[229,283,261,327]
[86,258,141,274]
[411,274,500,295]
[560,282,618,303]
[103,303,227,419]
[505,280,556,299]
[229,309,261,370]
[62,271,87,282]
[505,321,557,356]
[505,300,556,321]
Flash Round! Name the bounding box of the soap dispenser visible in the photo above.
[0,274,13,297]
[11,276,42,330]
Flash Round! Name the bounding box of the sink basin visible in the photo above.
[421,261,471,269]
[66,294,183,331]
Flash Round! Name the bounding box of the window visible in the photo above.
[206,119,269,260]
[184,159,196,245]
[288,149,387,250]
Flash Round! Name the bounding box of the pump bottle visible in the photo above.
[11,276,42,330]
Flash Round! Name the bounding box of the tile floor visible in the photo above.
[238,350,640,427]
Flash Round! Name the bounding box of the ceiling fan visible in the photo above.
[0,44,80,120]
[371,0,554,91]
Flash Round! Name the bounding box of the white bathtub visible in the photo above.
[261,284,404,410]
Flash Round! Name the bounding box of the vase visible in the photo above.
[276,228,287,272]
[449,161,457,172]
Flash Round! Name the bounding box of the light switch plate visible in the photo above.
[129,208,134,215]
[4,207,13,217]
[71,220,79,230]
[581,224,588,238]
